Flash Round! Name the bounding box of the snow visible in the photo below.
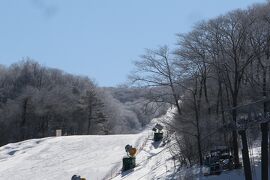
[0,107,268,180]
[111,108,177,180]
[113,135,175,180]
[164,141,270,180]
[0,135,144,180]
[0,107,175,180]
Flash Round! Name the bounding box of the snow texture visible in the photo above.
[0,107,269,180]
[0,135,144,180]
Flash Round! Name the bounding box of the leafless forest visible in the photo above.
[0,60,167,146]
[130,2,270,166]
[0,1,270,169]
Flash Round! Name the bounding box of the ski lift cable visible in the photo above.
[224,98,270,111]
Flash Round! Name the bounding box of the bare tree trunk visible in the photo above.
[239,130,253,180]
[220,86,227,145]
[203,74,211,114]
[225,85,231,107]
[20,98,29,140]
[232,96,240,168]
[217,78,227,145]
[193,77,203,165]
[87,105,92,134]
[193,92,203,165]
[165,55,182,115]
[261,67,269,180]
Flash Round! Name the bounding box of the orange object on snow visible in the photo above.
[129,148,137,157]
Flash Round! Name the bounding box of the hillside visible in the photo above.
[0,135,146,180]
[0,107,267,180]
[0,107,174,180]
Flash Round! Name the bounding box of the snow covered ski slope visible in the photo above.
[1,106,263,180]
[0,135,146,180]
[0,108,175,180]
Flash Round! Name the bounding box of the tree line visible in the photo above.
[0,60,166,146]
[130,2,270,166]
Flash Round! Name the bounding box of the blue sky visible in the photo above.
[0,0,266,87]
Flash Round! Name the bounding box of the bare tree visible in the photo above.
[130,46,182,115]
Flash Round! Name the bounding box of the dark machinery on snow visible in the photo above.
[152,123,164,142]
[122,144,137,171]
[204,147,234,176]
[71,175,86,180]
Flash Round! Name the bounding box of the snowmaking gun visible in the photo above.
[152,123,164,142]
[71,175,86,180]
[122,144,137,171]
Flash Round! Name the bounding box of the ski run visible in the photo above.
[0,108,267,180]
